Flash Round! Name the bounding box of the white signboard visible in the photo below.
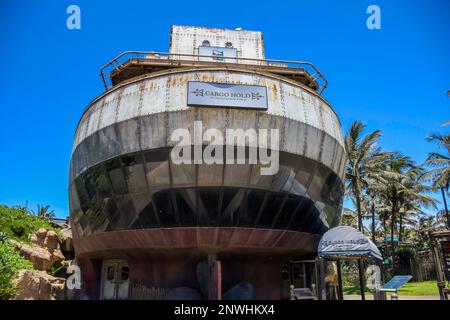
[187,82,268,110]
[198,46,237,63]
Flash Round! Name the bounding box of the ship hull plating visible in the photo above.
[69,68,345,299]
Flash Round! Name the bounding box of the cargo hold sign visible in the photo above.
[187,82,268,110]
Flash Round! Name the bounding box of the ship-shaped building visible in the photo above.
[69,25,345,299]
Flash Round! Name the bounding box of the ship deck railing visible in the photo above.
[100,51,328,94]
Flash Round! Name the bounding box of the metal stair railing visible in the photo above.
[100,51,328,94]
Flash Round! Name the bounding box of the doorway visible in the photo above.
[282,260,318,299]
[100,259,130,299]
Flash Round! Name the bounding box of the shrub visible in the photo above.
[0,242,33,300]
[0,204,59,243]
[0,232,7,244]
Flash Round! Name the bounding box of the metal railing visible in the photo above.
[100,51,328,94]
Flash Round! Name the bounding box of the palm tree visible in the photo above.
[361,191,386,243]
[341,207,362,230]
[34,204,55,219]
[397,201,429,242]
[377,154,436,271]
[423,132,450,228]
[345,121,387,232]
[423,133,450,190]
[409,215,440,251]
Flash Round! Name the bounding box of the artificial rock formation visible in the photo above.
[12,269,65,300]
[12,228,65,271]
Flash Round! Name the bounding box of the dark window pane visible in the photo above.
[273,195,301,229]
[83,172,97,202]
[308,165,327,203]
[104,197,120,229]
[256,193,285,228]
[198,188,220,224]
[105,158,128,194]
[115,195,137,230]
[78,215,90,235]
[144,150,170,191]
[137,196,159,228]
[131,192,152,215]
[237,189,265,227]
[73,219,84,238]
[174,189,197,226]
[74,176,90,212]
[122,154,148,194]
[69,184,81,214]
[287,198,308,231]
[87,198,108,233]
[295,159,315,194]
[89,165,112,198]
[153,190,177,227]
[220,188,245,226]
[298,203,320,233]
[129,217,142,229]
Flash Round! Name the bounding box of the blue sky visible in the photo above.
[0,0,449,219]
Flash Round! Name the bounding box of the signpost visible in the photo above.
[379,275,412,300]
[441,241,450,281]
[430,231,450,300]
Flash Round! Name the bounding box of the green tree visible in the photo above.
[345,121,385,231]
[340,208,359,229]
[34,204,55,219]
[409,215,439,251]
[423,132,450,191]
[376,154,436,271]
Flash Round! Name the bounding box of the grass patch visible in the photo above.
[394,281,439,296]
[343,286,371,296]
[343,281,439,296]
[0,204,59,243]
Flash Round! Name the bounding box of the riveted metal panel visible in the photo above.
[84,100,102,138]
[170,25,265,63]
[140,77,168,115]
[71,69,345,179]
[97,89,121,134]
[117,83,142,122]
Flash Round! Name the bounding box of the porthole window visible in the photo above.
[202,40,210,47]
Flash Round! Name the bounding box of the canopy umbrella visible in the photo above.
[317,226,382,300]
[318,226,382,260]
